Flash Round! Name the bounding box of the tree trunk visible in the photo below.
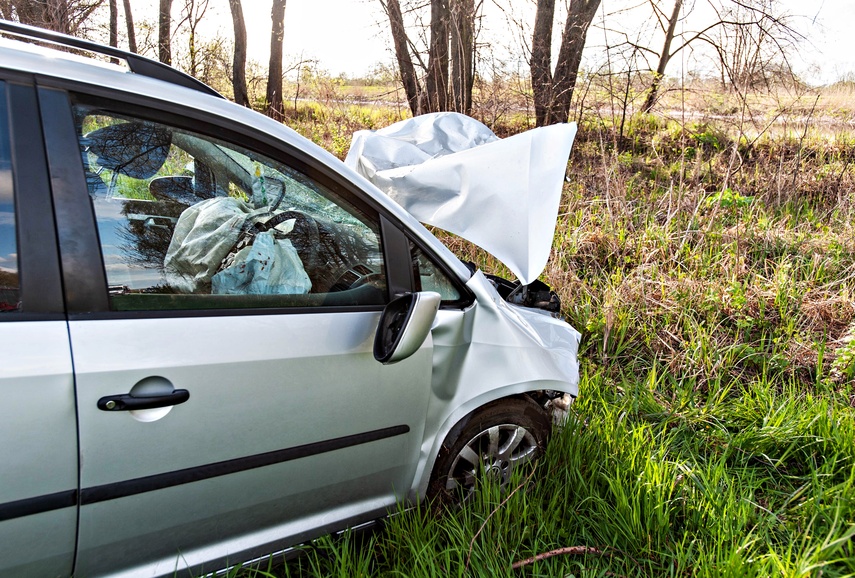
[530,0,556,126]
[122,0,137,52]
[108,0,117,63]
[12,0,69,33]
[424,0,449,113]
[382,0,478,117]
[643,0,682,113]
[531,0,599,126]
[229,0,249,107]
[266,0,286,119]
[548,0,600,124]
[108,0,117,46]
[158,0,172,64]
[5,0,106,34]
[449,0,474,114]
[383,0,422,116]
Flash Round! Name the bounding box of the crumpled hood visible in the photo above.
[345,113,577,285]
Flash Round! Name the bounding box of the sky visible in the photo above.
[130,0,855,85]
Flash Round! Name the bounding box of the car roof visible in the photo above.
[0,25,473,283]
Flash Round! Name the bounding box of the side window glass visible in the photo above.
[72,105,386,311]
[0,82,20,313]
[412,244,461,302]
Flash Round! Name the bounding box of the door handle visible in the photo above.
[97,389,189,412]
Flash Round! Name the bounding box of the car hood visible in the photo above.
[345,113,577,285]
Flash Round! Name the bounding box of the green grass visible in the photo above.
[263,370,854,577]
[227,100,855,577]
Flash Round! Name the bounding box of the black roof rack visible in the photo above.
[0,20,224,99]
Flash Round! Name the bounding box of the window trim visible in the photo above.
[409,238,471,309]
[0,77,65,321]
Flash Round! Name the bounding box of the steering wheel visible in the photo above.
[329,266,383,292]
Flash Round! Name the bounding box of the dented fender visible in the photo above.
[408,270,581,499]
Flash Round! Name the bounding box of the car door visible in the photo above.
[0,80,78,576]
[39,86,433,577]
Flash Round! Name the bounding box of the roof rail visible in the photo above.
[0,20,224,99]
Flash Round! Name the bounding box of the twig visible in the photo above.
[511,545,612,569]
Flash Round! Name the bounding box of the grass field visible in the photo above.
[231,82,855,577]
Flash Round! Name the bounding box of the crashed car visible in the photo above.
[0,21,580,578]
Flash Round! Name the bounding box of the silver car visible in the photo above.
[0,21,580,577]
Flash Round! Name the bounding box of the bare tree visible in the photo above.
[104,0,118,63]
[628,0,803,112]
[0,0,103,35]
[530,0,601,126]
[174,0,210,78]
[228,0,249,107]
[642,0,682,112]
[266,0,286,119]
[425,0,450,111]
[380,0,480,116]
[122,0,136,52]
[158,0,172,64]
[383,0,422,115]
[449,0,475,114]
[711,0,800,91]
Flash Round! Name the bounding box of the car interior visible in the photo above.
[75,109,389,311]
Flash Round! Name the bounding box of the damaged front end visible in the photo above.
[346,112,581,431]
[483,272,573,421]
[484,273,561,316]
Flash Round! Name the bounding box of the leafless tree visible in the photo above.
[641,0,682,112]
[425,0,450,112]
[158,0,172,64]
[450,0,475,113]
[174,0,210,78]
[108,0,117,48]
[228,0,249,107]
[266,0,286,119]
[623,0,804,112]
[530,0,601,126]
[710,0,801,91]
[380,0,481,117]
[384,0,422,115]
[122,0,136,52]
[0,0,103,35]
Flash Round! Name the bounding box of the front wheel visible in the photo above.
[427,396,552,504]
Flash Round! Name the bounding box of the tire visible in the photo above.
[426,396,552,504]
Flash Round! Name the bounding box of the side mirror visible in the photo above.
[374,292,441,364]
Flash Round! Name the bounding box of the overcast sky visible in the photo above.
[133,0,855,85]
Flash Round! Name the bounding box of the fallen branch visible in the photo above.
[512,545,612,569]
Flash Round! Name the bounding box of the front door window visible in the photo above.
[73,106,387,311]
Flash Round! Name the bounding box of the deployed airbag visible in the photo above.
[345,113,577,284]
[164,197,311,295]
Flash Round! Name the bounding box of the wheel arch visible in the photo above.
[409,379,571,501]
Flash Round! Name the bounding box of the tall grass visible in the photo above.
[236,88,855,577]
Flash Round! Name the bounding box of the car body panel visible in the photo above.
[70,312,432,576]
[408,271,582,497]
[0,322,78,577]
